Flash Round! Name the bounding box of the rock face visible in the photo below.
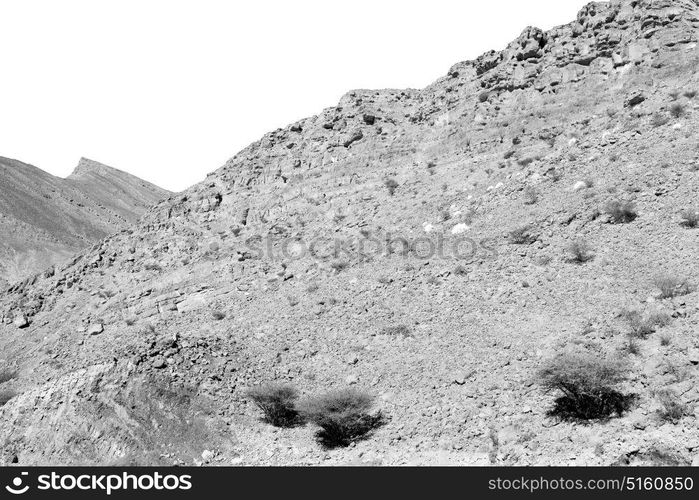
[0,157,170,284]
[1,0,699,466]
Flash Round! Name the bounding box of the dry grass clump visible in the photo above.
[246,383,301,427]
[565,240,594,263]
[621,309,671,338]
[655,390,689,423]
[522,186,539,205]
[654,275,692,299]
[508,224,537,244]
[604,200,637,223]
[537,352,633,420]
[296,389,383,448]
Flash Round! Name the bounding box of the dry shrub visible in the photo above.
[296,389,384,448]
[604,200,637,223]
[655,390,689,423]
[508,224,537,244]
[246,383,300,427]
[565,240,594,263]
[537,352,633,420]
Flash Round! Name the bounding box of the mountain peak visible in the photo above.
[69,157,118,178]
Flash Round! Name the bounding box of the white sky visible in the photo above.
[0,0,588,192]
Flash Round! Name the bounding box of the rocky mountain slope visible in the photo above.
[1,0,699,466]
[0,157,170,285]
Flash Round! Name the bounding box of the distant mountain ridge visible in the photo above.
[0,156,170,285]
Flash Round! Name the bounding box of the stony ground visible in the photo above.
[1,0,699,466]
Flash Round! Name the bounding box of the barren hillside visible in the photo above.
[0,157,170,285]
[1,0,698,466]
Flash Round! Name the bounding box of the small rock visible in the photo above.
[687,348,699,365]
[345,374,359,385]
[152,356,167,369]
[346,354,359,365]
[13,314,29,329]
[87,323,104,335]
[201,450,215,462]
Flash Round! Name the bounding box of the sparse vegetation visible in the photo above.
[621,309,671,338]
[384,178,399,196]
[508,224,537,244]
[523,186,539,205]
[654,275,691,299]
[453,264,468,276]
[655,390,688,423]
[565,240,594,263]
[211,310,226,320]
[381,324,412,337]
[246,383,301,427]
[604,200,637,223]
[537,352,632,420]
[680,209,699,228]
[683,90,697,99]
[669,102,685,118]
[296,389,383,448]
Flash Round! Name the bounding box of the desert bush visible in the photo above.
[684,90,697,99]
[503,150,515,160]
[384,178,399,196]
[246,383,301,427]
[508,224,537,245]
[626,337,640,355]
[565,240,594,263]
[523,186,539,205]
[537,352,632,420]
[0,389,17,406]
[654,275,691,299]
[621,309,670,338]
[604,200,637,223]
[296,389,383,448]
[655,390,688,423]
[680,209,699,228]
[124,315,137,326]
[669,103,685,118]
[211,310,226,320]
[659,333,672,346]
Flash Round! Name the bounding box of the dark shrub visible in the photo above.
[604,200,637,223]
[211,310,225,320]
[246,383,301,427]
[537,352,633,420]
[296,389,384,448]
[669,103,685,118]
[680,209,699,228]
[384,178,399,196]
[381,324,413,337]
